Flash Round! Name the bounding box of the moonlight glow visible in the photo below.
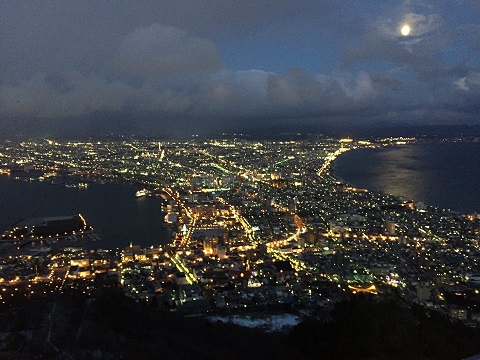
[401,24,411,36]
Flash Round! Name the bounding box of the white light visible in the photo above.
[401,24,411,36]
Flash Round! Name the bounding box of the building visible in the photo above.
[450,307,468,321]
[203,237,219,256]
[416,285,431,301]
[383,220,396,235]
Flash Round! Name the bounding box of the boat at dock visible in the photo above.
[136,188,151,197]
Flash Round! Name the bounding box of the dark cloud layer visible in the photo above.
[0,0,479,137]
[116,24,223,78]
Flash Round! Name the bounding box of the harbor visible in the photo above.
[0,176,171,250]
[0,214,103,256]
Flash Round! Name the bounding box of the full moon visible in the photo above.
[401,24,411,36]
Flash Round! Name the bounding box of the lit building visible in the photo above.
[203,237,219,256]
[383,220,396,235]
[450,307,467,321]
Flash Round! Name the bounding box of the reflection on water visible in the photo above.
[334,142,480,213]
[370,146,430,202]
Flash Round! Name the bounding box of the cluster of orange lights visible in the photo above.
[348,284,378,295]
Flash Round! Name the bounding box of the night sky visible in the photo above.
[1,1,479,137]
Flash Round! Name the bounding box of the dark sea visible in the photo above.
[0,175,170,249]
[333,141,480,214]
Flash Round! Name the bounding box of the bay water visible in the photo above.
[333,141,480,214]
[0,175,170,249]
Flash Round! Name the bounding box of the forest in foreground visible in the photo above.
[0,289,479,360]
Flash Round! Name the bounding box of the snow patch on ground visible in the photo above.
[209,314,301,332]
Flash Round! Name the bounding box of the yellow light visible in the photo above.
[401,24,411,36]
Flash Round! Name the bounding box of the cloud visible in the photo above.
[342,10,453,81]
[0,63,478,136]
[454,77,469,91]
[0,1,478,135]
[267,76,302,108]
[116,24,223,78]
[0,73,120,118]
[398,13,443,38]
[0,68,368,123]
[454,72,480,91]
[0,72,193,119]
[337,71,376,101]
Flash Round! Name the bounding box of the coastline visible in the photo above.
[329,141,480,214]
[329,148,412,204]
[328,144,423,203]
[329,149,359,188]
